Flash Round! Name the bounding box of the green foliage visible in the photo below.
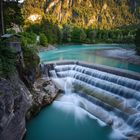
[6,29,16,34]
[62,24,72,43]
[22,45,39,69]
[0,46,16,78]
[40,18,61,44]
[71,27,87,43]
[20,0,138,45]
[80,29,87,42]
[85,28,136,44]
[28,0,140,29]
[21,0,44,24]
[20,32,37,47]
[135,28,140,54]
[87,29,97,43]
[57,28,63,44]
[3,1,23,29]
[40,33,48,46]
[26,23,42,34]
[19,31,40,70]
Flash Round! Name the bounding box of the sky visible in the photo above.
[19,0,24,3]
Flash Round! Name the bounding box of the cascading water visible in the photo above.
[48,62,140,139]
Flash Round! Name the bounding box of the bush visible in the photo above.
[27,24,42,34]
[6,28,16,34]
[41,18,61,44]
[22,45,40,69]
[19,31,40,70]
[87,29,97,42]
[72,27,87,43]
[62,24,72,43]
[0,46,16,78]
[135,28,140,55]
[40,33,48,46]
[20,32,37,46]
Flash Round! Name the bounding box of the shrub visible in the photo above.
[135,28,140,55]
[0,46,16,78]
[40,33,48,46]
[22,45,40,69]
[87,30,97,42]
[20,32,37,46]
[72,27,87,43]
[19,31,40,71]
[6,28,16,34]
[27,24,42,34]
[62,24,72,43]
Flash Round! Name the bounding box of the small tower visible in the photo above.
[1,34,22,53]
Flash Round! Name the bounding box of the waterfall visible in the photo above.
[48,62,140,139]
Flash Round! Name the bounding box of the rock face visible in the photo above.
[0,74,32,140]
[0,72,59,140]
[44,0,140,28]
[26,77,59,119]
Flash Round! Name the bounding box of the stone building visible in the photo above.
[1,34,24,67]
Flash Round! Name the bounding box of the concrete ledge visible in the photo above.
[44,60,140,81]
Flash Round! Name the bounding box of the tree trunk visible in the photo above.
[0,0,4,35]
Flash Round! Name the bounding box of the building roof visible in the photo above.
[1,34,21,38]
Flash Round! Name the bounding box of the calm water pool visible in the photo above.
[25,99,125,140]
[39,44,140,73]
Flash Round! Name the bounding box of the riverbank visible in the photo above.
[88,47,140,65]
[39,44,140,73]
[26,76,60,120]
[39,44,56,52]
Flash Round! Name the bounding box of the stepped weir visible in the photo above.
[43,61,140,139]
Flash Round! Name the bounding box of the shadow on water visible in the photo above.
[25,94,128,140]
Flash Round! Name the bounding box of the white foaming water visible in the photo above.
[110,129,128,140]
[54,93,129,140]
[64,77,74,94]
[54,93,107,126]
[55,64,140,91]
[49,63,140,139]
[54,94,87,121]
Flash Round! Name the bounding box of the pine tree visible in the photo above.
[0,0,4,35]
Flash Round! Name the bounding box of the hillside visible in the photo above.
[23,0,140,29]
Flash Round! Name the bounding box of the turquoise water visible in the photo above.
[25,100,122,140]
[25,44,138,140]
[39,44,140,73]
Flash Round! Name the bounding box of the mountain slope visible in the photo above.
[43,0,140,29]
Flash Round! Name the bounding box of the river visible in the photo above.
[25,44,140,140]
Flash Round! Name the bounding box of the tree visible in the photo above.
[40,33,48,46]
[41,18,61,44]
[22,45,39,70]
[62,24,72,43]
[0,0,4,35]
[0,45,16,77]
[80,29,87,42]
[3,0,23,29]
[87,29,97,43]
[21,0,44,24]
[0,0,23,35]
[71,27,87,43]
[135,28,140,55]
[20,31,37,46]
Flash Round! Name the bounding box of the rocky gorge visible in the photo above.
[0,58,59,140]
